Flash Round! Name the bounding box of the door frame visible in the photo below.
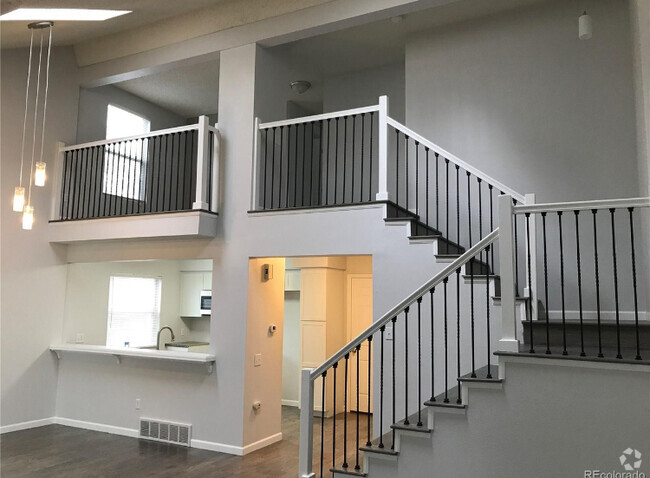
[346,273,373,412]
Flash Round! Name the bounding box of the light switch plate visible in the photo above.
[254,353,262,366]
[75,333,85,343]
[385,326,393,341]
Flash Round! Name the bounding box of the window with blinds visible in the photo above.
[106,275,162,348]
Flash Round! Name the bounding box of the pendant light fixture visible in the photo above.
[13,21,54,230]
[579,11,592,40]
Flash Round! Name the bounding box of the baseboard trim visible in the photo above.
[241,432,283,455]
[546,310,649,321]
[281,399,300,407]
[54,417,139,438]
[0,417,54,434]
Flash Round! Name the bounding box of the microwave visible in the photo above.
[200,290,212,315]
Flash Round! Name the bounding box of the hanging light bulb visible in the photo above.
[13,187,26,212]
[35,161,46,186]
[22,205,34,230]
[579,11,592,40]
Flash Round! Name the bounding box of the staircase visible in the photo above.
[250,96,650,478]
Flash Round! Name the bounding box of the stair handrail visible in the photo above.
[385,116,525,204]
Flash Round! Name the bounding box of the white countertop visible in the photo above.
[50,344,215,369]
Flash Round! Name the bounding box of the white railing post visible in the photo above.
[251,117,261,211]
[497,194,519,352]
[298,368,315,478]
[211,125,221,214]
[524,193,538,323]
[376,95,391,201]
[193,115,210,210]
[50,141,65,221]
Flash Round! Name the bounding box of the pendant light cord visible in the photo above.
[18,30,35,188]
[27,31,44,206]
[38,26,53,166]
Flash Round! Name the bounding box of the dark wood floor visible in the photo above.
[0,407,371,478]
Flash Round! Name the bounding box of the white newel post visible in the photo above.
[497,195,519,352]
[50,141,65,221]
[299,368,315,478]
[376,95,391,201]
[250,117,261,211]
[211,125,221,214]
[524,193,538,324]
[193,115,210,210]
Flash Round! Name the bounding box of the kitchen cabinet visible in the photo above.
[285,269,300,291]
[179,271,211,318]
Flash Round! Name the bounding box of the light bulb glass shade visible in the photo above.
[35,161,46,186]
[22,205,34,230]
[579,13,592,40]
[13,186,25,212]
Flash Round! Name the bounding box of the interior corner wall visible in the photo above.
[405,0,639,203]
[323,63,405,122]
[0,46,80,428]
[76,85,187,144]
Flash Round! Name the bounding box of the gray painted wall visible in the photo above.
[0,47,79,427]
[76,85,186,144]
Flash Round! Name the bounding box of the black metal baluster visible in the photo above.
[366,335,372,447]
[81,148,90,218]
[165,135,173,212]
[334,119,339,204]
[318,120,323,205]
[610,209,622,359]
[485,244,493,378]
[379,325,385,448]
[89,147,97,218]
[489,185,495,270]
[456,268,462,403]
[558,212,567,355]
[542,212,551,354]
[320,371,326,478]
[574,211,585,357]
[445,159,449,249]
[429,287,435,401]
[152,137,160,214]
[391,316,397,449]
[270,127,276,209]
[343,353,349,469]
[443,277,449,403]
[403,306,410,425]
[325,120,331,206]
[525,213,535,353]
[395,130,400,207]
[455,165,460,248]
[78,149,87,219]
[405,136,410,212]
[284,126,290,208]
[369,112,374,202]
[309,122,316,206]
[332,362,338,469]
[360,114,365,203]
[415,141,419,217]
[434,153,439,231]
[279,126,284,208]
[73,148,83,219]
[172,134,180,213]
[478,179,483,242]
[593,210,603,358]
[467,172,472,247]
[355,343,360,471]
[60,151,69,219]
[175,135,183,212]
[343,117,348,204]
[416,297,423,427]
[425,147,430,227]
[351,116,356,204]
[628,208,642,360]
[292,124,298,207]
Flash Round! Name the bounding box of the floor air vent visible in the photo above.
[139,418,191,447]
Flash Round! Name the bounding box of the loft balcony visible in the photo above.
[48,116,220,243]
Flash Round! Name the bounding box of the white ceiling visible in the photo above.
[114,60,220,118]
[0,0,227,48]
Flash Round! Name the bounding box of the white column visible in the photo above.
[497,194,519,352]
[250,117,261,211]
[50,141,65,221]
[193,115,210,210]
[298,368,316,478]
[375,95,391,201]
[524,193,538,324]
[210,125,221,214]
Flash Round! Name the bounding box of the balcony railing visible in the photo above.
[50,116,220,222]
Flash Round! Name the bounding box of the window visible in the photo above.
[103,105,151,200]
[106,275,162,348]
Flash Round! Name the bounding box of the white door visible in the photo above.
[348,275,373,413]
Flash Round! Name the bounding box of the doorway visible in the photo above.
[347,274,373,413]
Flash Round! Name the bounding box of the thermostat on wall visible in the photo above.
[262,264,273,281]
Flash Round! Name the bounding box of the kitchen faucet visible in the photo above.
[157,326,175,350]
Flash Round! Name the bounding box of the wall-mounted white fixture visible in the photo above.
[268,324,277,335]
[252,401,262,411]
[290,80,311,94]
[579,11,592,40]
[262,264,273,281]
[13,21,54,229]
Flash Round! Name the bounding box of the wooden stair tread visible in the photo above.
[330,467,368,477]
